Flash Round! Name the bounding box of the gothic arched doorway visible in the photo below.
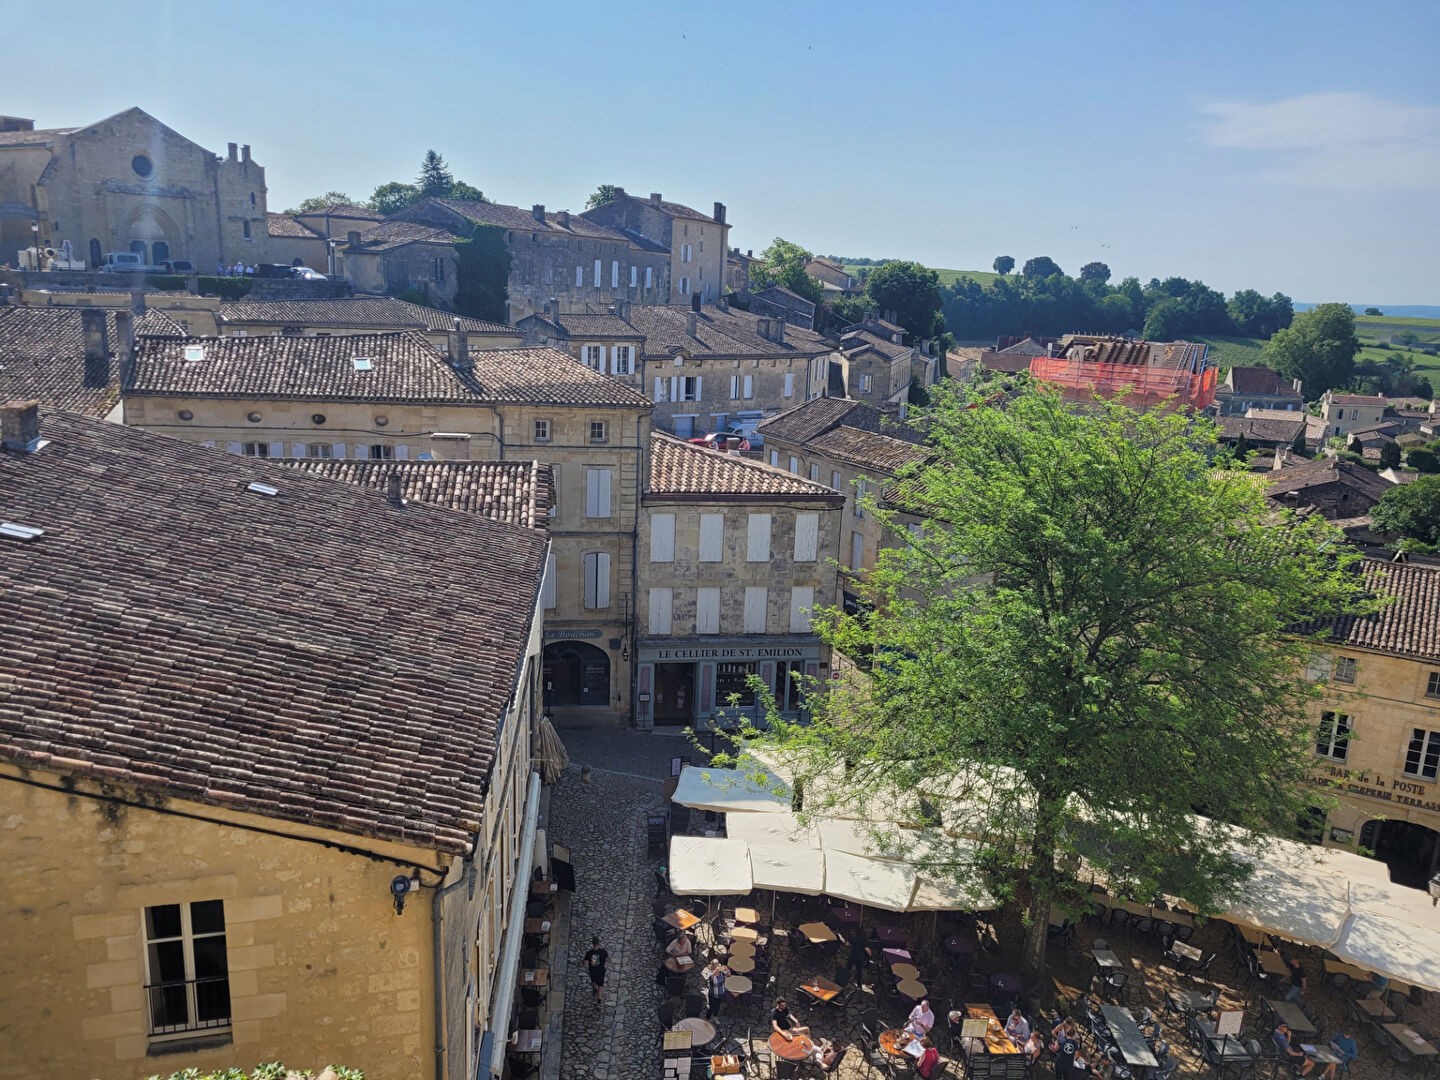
[1360,818,1440,889]
[543,641,610,708]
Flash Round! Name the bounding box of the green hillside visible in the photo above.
[1355,315,1440,345]
[1195,335,1265,371]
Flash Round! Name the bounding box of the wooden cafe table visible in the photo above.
[798,921,837,943]
[663,908,703,932]
[769,1032,815,1062]
[798,974,843,1005]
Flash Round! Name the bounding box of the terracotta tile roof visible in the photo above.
[128,334,651,408]
[1327,393,1387,406]
[1302,559,1440,662]
[217,296,512,335]
[647,432,842,501]
[351,220,462,252]
[809,425,931,474]
[434,199,630,241]
[284,459,554,530]
[266,213,323,239]
[842,329,911,363]
[756,397,923,446]
[1265,459,1394,503]
[552,313,640,338]
[0,306,183,417]
[295,203,383,221]
[978,350,1034,374]
[621,305,832,359]
[0,125,77,146]
[597,192,717,223]
[1218,414,1307,444]
[0,411,547,854]
[1228,366,1297,396]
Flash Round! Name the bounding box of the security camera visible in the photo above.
[391,874,419,914]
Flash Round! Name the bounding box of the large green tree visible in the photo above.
[284,190,355,214]
[864,260,945,340]
[750,238,824,305]
[1263,303,1360,397]
[733,383,1366,983]
[1370,475,1440,548]
[586,184,623,209]
[369,181,423,216]
[1022,256,1063,279]
[993,255,1015,276]
[417,150,454,197]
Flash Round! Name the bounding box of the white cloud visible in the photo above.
[1200,92,1440,190]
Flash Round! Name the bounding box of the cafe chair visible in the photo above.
[519,986,547,1009]
[659,998,683,1027]
[666,976,687,999]
[860,1038,899,1080]
[516,1007,540,1030]
[858,1007,888,1042]
[684,992,707,1018]
[507,1056,538,1080]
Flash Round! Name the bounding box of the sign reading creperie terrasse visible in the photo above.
[653,647,815,661]
[1318,763,1440,813]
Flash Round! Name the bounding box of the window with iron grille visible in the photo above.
[143,900,230,1038]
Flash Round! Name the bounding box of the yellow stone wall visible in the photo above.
[0,767,441,1080]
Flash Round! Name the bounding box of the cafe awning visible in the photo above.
[1329,878,1440,993]
[823,848,918,911]
[723,809,822,848]
[667,835,752,896]
[749,841,826,895]
[672,766,791,814]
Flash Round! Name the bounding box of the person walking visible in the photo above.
[582,935,609,1004]
[704,958,730,1019]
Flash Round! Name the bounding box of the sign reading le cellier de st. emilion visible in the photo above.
[652,646,814,662]
[1319,763,1440,813]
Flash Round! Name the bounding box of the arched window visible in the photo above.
[249,192,256,208]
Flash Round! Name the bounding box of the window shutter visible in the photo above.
[648,588,673,635]
[611,260,619,287]
[594,552,611,607]
[395,445,409,460]
[793,513,819,561]
[585,469,611,517]
[770,450,780,467]
[790,586,815,633]
[593,259,601,286]
[851,532,864,570]
[743,374,753,399]
[809,464,820,482]
[331,442,347,459]
[646,266,653,289]
[789,456,799,474]
[694,376,702,400]
[541,552,557,609]
[654,376,666,402]
[747,513,772,562]
[598,469,611,516]
[831,470,841,490]
[744,587,768,633]
[784,372,795,398]
[576,266,583,287]
[696,587,721,634]
[669,376,679,403]
[226,441,243,455]
[630,265,638,287]
[651,513,675,562]
[291,441,305,458]
[699,514,724,562]
[730,375,740,400]
[269,441,285,458]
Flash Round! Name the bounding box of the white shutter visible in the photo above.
[650,513,675,562]
[648,587,673,636]
[747,513,772,562]
[851,532,865,570]
[395,445,409,460]
[699,514,724,562]
[291,441,305,458]
[696,587,721,634]
[331,442,347,459]
[809,464,820,482]
[793,514,819,561]
[789,456,799,474]
[630,265,638,287]
[743,587,768,634]
[611,260,619,287]
[790,586,815,633]
[585,468,612,518]
[593,259,601,286]
[784,372,795,398]
[730,375,740,400]
[770,450,780,467]
[576,266,584,287]
[646,266,653,288]
[694,376,702,401]
[268,441,285,459]
[743,374,753,399]
[670,376,679,403]
[595,552,611,608]
[226,441,243,455]
[202,440,216,448]
[654,377,665,401]
[541,552,557,609]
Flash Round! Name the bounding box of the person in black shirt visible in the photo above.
[842,932,870,988]
[771,998,811,1040]
[582,936,608,1003]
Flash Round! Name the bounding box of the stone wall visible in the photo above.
[646,351,830,437]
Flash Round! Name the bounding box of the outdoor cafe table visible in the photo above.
[960,1007,1021,1055]
[530,879,558,898]
[673,1017,718,1048]
[725,940,755,959]
[1093,948,1122,970]
[1383,1025,1439,1060]
[510,1029,543,1054]
[728,954,755,974]
[1170,941,1203,964]
[897,977,927,1001]
[1265,999,1317,1036]
[873,925,908,946]
[735,907,760,925]
[990,973,1022,997]
[1236,925,1268,946]
[1167,989,1214,1014]
[724,974,753,996]
[944,934,977,956]
[523,918,551,935]
[829,904,862,929]
[891,963,920,981]
[1358,998,1398,1022]
[728,925,759,943]
[665,955,697,974]
[880,1029,917,1058]
[883,947,913,965]
[519,968,549,987]
[769,1032,815,1062]
[1101,1006,1160,1073]
[799,974,843,1005]
[663,908,703,932]
[1325,959,1372,981]
[1255,950,1289,976]
[799,922,837,944]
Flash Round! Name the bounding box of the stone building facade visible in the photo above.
[0,408,548,1080]
[636,433,844,728]
[0,108,268,270]
[835,314,926,409]
[1304,559,1440,891]
[390,197,670,322]
[1319,391,1388,439]
[119,332,652,721]
[580,189,731,305]
[215,296,520,351]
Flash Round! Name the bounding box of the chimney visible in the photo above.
[1,400,42,453]
[756,317,770,340]
[227,142,238,162]
[725,436,742,454]
[241,144,251,163]
[386,472,405,507]
[713,202,726,225]
[532,204,545,224]
[448,318,470,366]
[346,230,362,249]
[114,311,135,383]
[81,308,110,387]
[650,192,662,206]
[557,210,570,228]
[613,298,630,322]
[130,288,146,314]
[687,311,698,337]
[717,296,729,313]
[776,318,784,344]
[691,291,702,313]
[747,249,753,258]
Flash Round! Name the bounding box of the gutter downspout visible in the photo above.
[433,853,476,1080]
[486,771,544,1078]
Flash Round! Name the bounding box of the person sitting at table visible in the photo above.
[1284,957,1309,1004]
[809,1038,842,1072]
[666,932,693,960]
[1366,972,1390,999]
[1024,1030,1045,1065]
[906,997,936,1038]
[771,998,810,1040]
[1005,1007,1030,1043]
[1329,1030,1359,1068]
[1273,1022,1336,1079]
[915,1037,943,1079]
[1070,1052,1104,1080]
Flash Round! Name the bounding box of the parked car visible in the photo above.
[687,431,752,451]
[254,263,295,279]
[722,419,763,447]
[290,266,327,281]
[98,251,162,274]
[159,259,196,274]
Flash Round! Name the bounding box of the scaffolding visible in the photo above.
[1029,348,1217,411]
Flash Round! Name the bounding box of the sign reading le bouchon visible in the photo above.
[1319,763,1440,814]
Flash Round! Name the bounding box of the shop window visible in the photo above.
[716,661,757,706]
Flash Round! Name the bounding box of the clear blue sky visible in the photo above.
[5,0,1437,304]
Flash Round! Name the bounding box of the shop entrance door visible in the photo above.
[1360,818,1440,889]
[543,641,611,708]
[652,663,695,726]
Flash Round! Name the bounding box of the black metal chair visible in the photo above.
[684,992,707,1018]
[659,998,683,1027]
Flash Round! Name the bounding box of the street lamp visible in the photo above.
[30,222,39,269]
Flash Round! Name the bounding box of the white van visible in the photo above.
[99,252,161,273]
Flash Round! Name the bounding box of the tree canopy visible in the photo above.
[364,151,484,217]
[368,181,422,217]
[586,184,623,209]
[731,382,1366,981]
[1263,303,1361,397]
[417,150,454,197]
[284,190,355,214]
[1370,474,1440,548]
[749,238,824,305]
[864,260,945,340]
[1079,261,1111,284]
[1228,290,1296,337]
[993,255,1015,276]
[1022,256,1063,279]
